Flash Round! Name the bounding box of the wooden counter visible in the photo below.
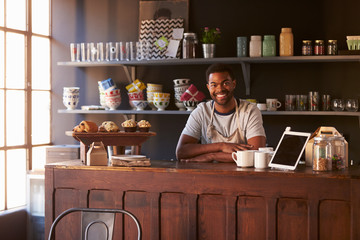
[45,160,360,240]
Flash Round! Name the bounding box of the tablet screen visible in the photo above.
[270,134,309,167]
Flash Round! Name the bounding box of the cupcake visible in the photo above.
[137,120,151,132]
[121,119,137,132]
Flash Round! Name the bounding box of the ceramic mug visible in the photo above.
[254,151,269,169]
[257,103,267,111]
[232,150,254,167]
[266,98,282,111]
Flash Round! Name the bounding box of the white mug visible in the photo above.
[232,150,254,167]
[257,103,267,111]
[254,151,269,169]
[266,98,282,111]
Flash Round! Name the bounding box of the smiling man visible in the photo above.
[176,63,266,162]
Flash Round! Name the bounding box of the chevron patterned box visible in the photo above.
[139,18,184,60]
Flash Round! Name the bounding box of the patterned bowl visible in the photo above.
[183,100,199,111]
[131,100,148,111]
[128,91,144,101]
[153,99,170,111]
[105,95,121,110]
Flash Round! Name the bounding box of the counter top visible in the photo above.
[46,159,360,179]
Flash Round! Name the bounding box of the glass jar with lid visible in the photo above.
[302,40,312,56]
[314,40,325,55]
[312,135,333,171]
[327,40,338,55]
[182,33,197,59]
[330,134,346,170]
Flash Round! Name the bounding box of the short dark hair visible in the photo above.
[205,63,235,83]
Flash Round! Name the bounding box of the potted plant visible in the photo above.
[200,27,221,58]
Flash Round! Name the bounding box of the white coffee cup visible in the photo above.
[266,98,282,111]
[258,147,274,152]
[256,103,267,111]
[232,150,254,167]
[254,151,269,169]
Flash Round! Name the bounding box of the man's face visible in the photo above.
[207,72,236,106]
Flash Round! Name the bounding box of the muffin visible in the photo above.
[99,121,120,132]
[73,120,98,133]
[121,119,137,132]
[137,120,151,132]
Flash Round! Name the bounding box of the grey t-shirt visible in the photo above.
[181,99,266,144]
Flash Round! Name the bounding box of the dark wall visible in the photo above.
[52,0,360,164]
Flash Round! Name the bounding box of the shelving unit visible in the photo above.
[58,56,360,125]
[58,55,360,95]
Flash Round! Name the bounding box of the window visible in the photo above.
[0,0,51,211]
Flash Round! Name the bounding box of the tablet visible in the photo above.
[268,127,311,170]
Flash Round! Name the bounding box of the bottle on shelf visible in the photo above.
[279,27,294,56]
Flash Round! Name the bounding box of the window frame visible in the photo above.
[0,0,52,211]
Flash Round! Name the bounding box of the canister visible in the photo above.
[183,33,197,59]
[312,135,333,171]
[330,135,346,170]
[249,35,262,57]
[262,35,276,57]
[279,28,294,56]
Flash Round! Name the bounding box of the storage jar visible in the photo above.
[262,35,276,57]
[312,135,333,171]
[279,28,294,56]
[330,135,346,170]
[249,35,262,57]
[183,33,197,59]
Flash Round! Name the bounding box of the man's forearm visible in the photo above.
[176,142,223,159]
[179,152,233,163]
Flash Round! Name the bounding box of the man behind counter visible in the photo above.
[176,63,266,162]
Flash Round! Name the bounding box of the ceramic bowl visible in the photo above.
[128,91,144,101]
[153,99,170,111]
[131,100,148,111]
[63,87,80,94]
[173,79,191,86]
[183,100,199,111]
[63,92,79,110]
[175,102,186,111]
[153,92,170,99]
[174,84,190,94]
[104,88,120,97]
[105,95,121,110]
[146,83,163,92]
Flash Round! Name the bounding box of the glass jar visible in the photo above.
[262,35,276,57]
[312,135,333,171]
[249,35,262,57]
[327,40,338,55]
[302,40,312,56]
[182,33,197,59]
[330,135,346,170]
[314,40,325,55]
[279,28,294,56]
